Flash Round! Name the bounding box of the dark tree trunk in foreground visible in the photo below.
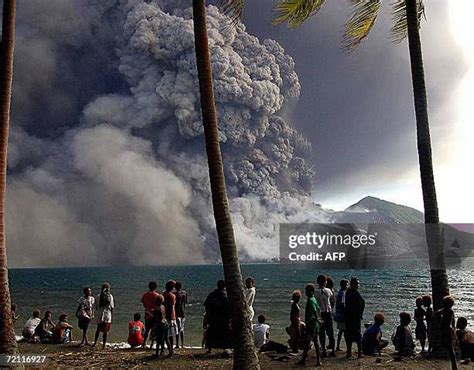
[405,0,449,356]
[192,1,259,369]
[0,0,18,354]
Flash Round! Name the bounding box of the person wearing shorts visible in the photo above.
[163,280,177,355]
[93,282,114,349]
[175,281,188,348]
[76,287,95,346]
[141,281,159,348]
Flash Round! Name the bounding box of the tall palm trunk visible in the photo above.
[405,0,449,355]
[192,1,259,369]
[0,0,18,354]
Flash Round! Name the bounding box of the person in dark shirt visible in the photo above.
[203,280,231,353]
[422,295,434,355]
[174,281,188,348]
[456,317,474,364]
[435,295,457,370]
[287,289,302,353]
[414,296,427,355]
[344,277,365,358]
[362,313,388,355]
[335,279,348,351]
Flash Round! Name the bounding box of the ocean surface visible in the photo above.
[9,262,474,347]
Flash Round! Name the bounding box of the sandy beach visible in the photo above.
[15,342,470,369]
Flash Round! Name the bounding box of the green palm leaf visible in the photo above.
[390,0,425,44]
[343,0,382,51]
[219,0,244,23]
[272,0,326,28]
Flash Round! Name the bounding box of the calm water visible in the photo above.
[9,262,474,347]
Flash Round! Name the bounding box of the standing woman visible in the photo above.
[93,282,114,349]
[76,287,95,346]
[244,277,256,322]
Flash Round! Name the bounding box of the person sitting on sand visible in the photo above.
[203,280,232,354]
[344,277,365,359]
[392,312,415,357]
[286,289,302,353]
[34,310,55,343]
[362,313,388,355]
[253,314,270,348]
[297,283,321,367]
[435,295,457,370]
[163,280,177,356]
[93,282,115,349]
[414,296,427,355]
[141,281,159,349]
[128,313,145,348]
[76,287,95,346]
[52,314,73,344]
[456,317,474,364]
[174,281,188,349]
[22,310,41,341]
[154,294,171,358]
[335,279,348,352]
[422,295,434,355]
[245,277,256,322]
[315,274,336,358]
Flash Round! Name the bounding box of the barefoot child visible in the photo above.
[456,317,474,364]
[362,313,388,355]
[315,274,336,358]
[297,284,321,367]
[287,289,302,353]
[128,313,145,348]
[414,296,427,355]
[154,294,171,358]
[392,312,415,357]
[435,296,457,370]
[422,295,434,355]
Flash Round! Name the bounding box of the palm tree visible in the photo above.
[274,0,449,352]
[0,0,18,354]
[192,1,259,368]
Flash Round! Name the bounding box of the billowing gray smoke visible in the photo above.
[7,0,326,267]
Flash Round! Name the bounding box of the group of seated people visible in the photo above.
[21,310,73,344]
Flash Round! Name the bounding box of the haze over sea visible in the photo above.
[9,262,474,347]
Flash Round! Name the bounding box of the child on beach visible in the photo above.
[52,314,73,344]
[141,281,159,348]
[297,283,321,367]
[253,314,270,348]
[22,310,41,341]
[11,303,19,322]
[76,287,95,346]
[392,312,415,357]
[362,313,388,355]
[286,289,302,353]
[414,296,427,355]
[335,279,348,352]
[245,277,256,322]
[456,317,474,364]
[154,294,171,358]
[128,313,145,348]
[93,282,115,349]
[34,310,55,343]
[163,280,177,356]
[422,295,434,355]
[175,281,188,349]
[435,295,457,370]
[315,274,336,358]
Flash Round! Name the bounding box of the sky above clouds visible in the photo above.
[242,0,473,222]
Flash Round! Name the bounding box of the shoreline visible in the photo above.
[15,342,462,369]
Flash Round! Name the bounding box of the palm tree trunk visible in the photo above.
[0,0,18,354]
[405,0,449,356]
[192,1,259,369]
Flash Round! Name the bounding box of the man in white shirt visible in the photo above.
[22,310,41,340]
[315,274,336,357]
[253,314,270,348]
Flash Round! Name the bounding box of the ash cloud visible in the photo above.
[6,0,321,267]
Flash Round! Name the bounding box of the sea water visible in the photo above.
[9,261,474,347]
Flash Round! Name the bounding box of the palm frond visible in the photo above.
[343,0,382,52]
[272,0,326,28]
[219,0,244,24]
[390,0,425,44]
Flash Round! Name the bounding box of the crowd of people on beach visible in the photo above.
[14,274,474,368]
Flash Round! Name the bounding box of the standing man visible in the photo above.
[344,277,365,358]
[93,282,115,349]
[76,287,95,346]
[174,281,188,349]
[141,281,159,348]
[163,280,177,356]
[315,274,336,357]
